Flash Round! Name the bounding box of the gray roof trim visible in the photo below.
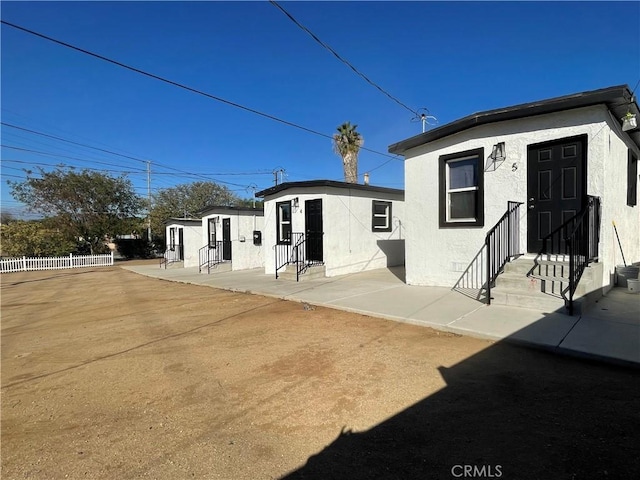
[196,205,264,216]
[164,218,202,226]
[388,85,640,154]
[255,180,404,198]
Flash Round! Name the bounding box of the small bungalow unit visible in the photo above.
[197,205,265,273]
[163,218,202,268]
[256,180,405,280]
[389,84,639,314]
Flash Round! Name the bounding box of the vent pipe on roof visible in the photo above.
[363,172,370,185]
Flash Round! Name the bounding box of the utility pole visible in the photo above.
[273,168,285,186]
[247,184,257,208]
[146,160,151,242]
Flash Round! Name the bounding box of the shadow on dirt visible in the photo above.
[0,269,106,287]
[281,334,640,479]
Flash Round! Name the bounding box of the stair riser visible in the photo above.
[490,291,586,314]
[503,262,597,281]
[202,262,232,274]
[278,265,326,281]
[489,291,565,312]
[495,275,593,297]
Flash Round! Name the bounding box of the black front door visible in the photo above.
[222,218,232,261]
[305,199,323,262]
[527,135,587,253]
[178,228,184,260]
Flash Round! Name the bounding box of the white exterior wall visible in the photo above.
[404,105,640,288]
[200,211,265,271]
[164,222,202,268]
[600,113,640,288]
[263,186,405,277]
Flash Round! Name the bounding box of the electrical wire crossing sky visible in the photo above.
[1,1,638,218]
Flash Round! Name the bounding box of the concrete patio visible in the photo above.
[122,263,639,367]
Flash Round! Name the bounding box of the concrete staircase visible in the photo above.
[278,264,326,282]
[491,257,603,314]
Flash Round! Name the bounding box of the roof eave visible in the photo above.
[389,85,639,155]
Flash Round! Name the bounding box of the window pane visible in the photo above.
[373,203,387,215]
[280,204,291,221]
[373,216,387,227]
[450,191,477,219]
[449,159,478,189]
[281,223,291,241]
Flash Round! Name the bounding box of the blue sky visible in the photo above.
[2,1,639,218]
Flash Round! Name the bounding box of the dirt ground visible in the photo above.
[1,263,639,480]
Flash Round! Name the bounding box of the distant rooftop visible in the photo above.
[196,205,264,216]
[256,179,404,198]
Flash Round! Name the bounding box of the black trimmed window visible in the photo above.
[628,150,638,207]
[276,201,292,244]
[439,148,484,227]
[372,200,392,232]
[207,218,217,247]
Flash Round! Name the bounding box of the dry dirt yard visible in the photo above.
[1,264,639,480]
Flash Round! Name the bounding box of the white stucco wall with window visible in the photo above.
[199,208,265,271]
[403,105,639,289]
[260,184,405,277]
[164,220,202,268]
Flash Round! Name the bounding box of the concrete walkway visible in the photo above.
[122,264,640,367]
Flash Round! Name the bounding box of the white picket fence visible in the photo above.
[0,252,114,273]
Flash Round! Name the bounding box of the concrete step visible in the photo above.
[495,272,593,297]
[278,264,326,281]
[505,258,569,274]
[165,260,184,269]
[503,258,597,281]
[489,287,568,313]
[201,261,232,274]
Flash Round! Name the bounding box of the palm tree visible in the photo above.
[332,122,363,184]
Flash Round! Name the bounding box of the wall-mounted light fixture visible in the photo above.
[484,142,506,172]
[292,197,299,208]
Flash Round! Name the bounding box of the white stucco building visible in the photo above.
[164,218,202,268]
[256,180,405,278]
[389,85,639,303]
[198,206,265,272]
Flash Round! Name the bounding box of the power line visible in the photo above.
[1,145,148,172]
[269,0,420,117]
[2,159,144,175]
[0,20,401,162]
[1,124,264,188]
[1,122,148,164]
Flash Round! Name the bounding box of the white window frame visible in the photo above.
[277,201,292,244]
[208,217,218,248]
[445,155,480,223]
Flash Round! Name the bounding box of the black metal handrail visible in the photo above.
[275,232,303,279]
[198,241,224,274]
[160,244,183,269]
[564,196,601,315]
[486,201,523,305]
[293,234,307,282]
[293,234,324,281]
